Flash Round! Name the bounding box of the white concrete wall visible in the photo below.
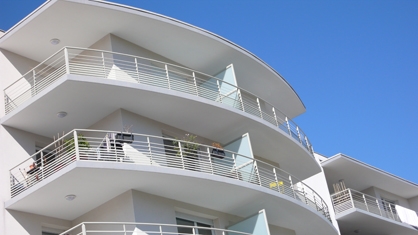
[407,196,418,212]
[72,190,136,225]
[0,126,67,235]
[303,153,340,234]
[5,210,70,235]
[0,49,41,117]
[373,187,410,208]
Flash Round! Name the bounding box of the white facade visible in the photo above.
[1,1,415,235]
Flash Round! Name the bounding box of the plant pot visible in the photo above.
[211,149,225,159]
[115,133,134,144]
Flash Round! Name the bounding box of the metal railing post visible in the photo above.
[64,47,70,74]
[272,107,279,127]
[159,225,163,235]
[147,137,152,164]
[256,98,263,119]
[192,72,199,96]
[73,130,80,161]
[178,142,185,169]
[348,189,355,209]
[238,89,245,112]
[376,199,383,216]
[305,136,311,153]
[232,154,240,179]
[40,151,44,180]
[82,223,86,235]
[289,175,297,199]
[302,185,308,205]
[388,202,395,219]
[296,126,302,143]
[135,57,140,83]
[33,70,36,96]
[216,80,222,103]
[254,161,262,186]
[192,227,196,235]
[285,117,291,135]
[123,224,127,235]
[165,64,171,89]
[207,147,214,175]
[101,52,106,78]
[363,194,369,212]
[313,194,319,211]
[273,168,280,193]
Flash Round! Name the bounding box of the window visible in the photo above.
[381,197,397,217]
[175,212,214,235]
[35,146,55,167]
[176,218,212,235]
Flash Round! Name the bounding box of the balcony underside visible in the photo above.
[1,74,320,179]
[6,161,337,235]
[336,208,418,235]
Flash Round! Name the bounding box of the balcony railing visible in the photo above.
[9,129,330,222]
[60,222,254,235]
[331,188,402,223]
[3,47,313,154]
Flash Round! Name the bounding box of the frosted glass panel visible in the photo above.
[227,209,270,235]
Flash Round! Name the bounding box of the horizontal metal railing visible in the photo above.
[331,188,402,223]
[9,129,330,222]
[3,47,313,154]
[60,222,254,235]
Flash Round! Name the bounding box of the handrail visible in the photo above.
[60,222,254,235]
[331,188,402,223]
[9,129,330,222]
[3,47,314,154]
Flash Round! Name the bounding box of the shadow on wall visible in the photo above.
[1,49,42,82]
[7,209,71,235]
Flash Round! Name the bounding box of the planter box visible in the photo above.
[115,133,134,144]
[211,149,225,159]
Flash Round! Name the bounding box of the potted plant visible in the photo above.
[211,142,225,159]
[173,134,200,158]
[64,134,90,160]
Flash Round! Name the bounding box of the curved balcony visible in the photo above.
[9,129,330,222]
[61,222,255,235]
[3,47,313,154]
[332,189,418,235]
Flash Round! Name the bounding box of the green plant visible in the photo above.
[65,134,90,152]
[173,134,199,157]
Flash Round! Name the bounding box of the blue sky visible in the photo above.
[1,1,417,183]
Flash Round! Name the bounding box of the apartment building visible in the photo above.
[0,1,339,235]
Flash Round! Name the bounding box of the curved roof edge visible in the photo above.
[0,0,306,112]
[91,0,306,110]
[323,153,418,189]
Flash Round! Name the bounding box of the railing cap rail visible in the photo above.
[60,221,254,235]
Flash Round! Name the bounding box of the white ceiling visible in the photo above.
[336,209,418,235]
[0,0,305,118]
[322,155,418,199]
